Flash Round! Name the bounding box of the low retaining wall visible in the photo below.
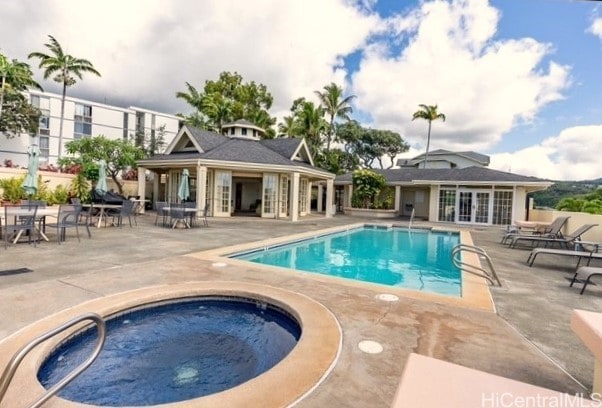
[343,207,398,218]
[529,209,602,243]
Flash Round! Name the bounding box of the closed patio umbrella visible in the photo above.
[21,144,40,197]
[95,160,108,195]
[177,169,190,202]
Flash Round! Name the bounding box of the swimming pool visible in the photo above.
[233,226,461,296]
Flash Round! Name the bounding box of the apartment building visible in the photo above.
[0,90,181,167]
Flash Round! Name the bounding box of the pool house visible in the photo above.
[136,120,335,221]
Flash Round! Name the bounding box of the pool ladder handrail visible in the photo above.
[0,312,106,408]
[451,244,502,286]
[408,208,415,231]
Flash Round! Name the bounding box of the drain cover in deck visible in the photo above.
[0,268,33,277]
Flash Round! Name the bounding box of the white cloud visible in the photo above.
[490,125,602,181]
[351,0,571,152]
[0,0,381,116]
[588,17,602,39]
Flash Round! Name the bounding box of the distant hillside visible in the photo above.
[529,179,602,209]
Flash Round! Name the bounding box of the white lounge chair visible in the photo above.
[527,242,602,267]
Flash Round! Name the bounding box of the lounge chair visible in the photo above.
[527,241,602,267]
[508,223,598,249]
[501,216,569,244]
[569,266,602,294]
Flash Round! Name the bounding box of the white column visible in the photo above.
[196,165,207,216]
[152,173,159,209]
[317,184,324,212]
[325,179,334,218]
[347,185,353,207]
[394,186,401,216]
[290,172,300,222]
[137,167,146,214]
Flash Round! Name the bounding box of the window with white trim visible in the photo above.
[74,103,92,139]
[299,178,308,213]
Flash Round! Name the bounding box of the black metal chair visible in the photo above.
[109,200,136,228]
[2,205,39,249]
[154,201,169,227]
[46,204,82,244]
[169,202,189,229]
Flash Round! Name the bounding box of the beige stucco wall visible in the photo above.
[529,209,602,243]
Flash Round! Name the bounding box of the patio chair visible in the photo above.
[21,200,48,235]
[71,198,95,237]
[200,202,210,227]
[183,201,197,227]
[569,266,602,294]
[45,204,82,244]
[502,216,569,245]
[169,202,190,229]
[154,201,169,227]
[509,223,598,249]
[109,199,136,228]
[2,205,39,249]
[527,241,602,267]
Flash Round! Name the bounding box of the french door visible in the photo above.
[457,190,491,224]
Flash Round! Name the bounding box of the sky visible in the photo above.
[1,0,602,181]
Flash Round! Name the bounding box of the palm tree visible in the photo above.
[315,82,355,153]
[0,55,42,121]
[411,104,446,168]
[28,35,101,160]
[297,101,327,156]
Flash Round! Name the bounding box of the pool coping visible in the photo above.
[189,223,495,313]
[0,282,342,408]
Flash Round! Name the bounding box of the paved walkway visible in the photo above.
[0,213,600,406]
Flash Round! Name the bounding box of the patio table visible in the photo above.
[82,203,122,228]
[0,207,59,243]
[163,207,198,228]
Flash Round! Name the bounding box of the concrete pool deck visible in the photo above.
[0,214,601,407]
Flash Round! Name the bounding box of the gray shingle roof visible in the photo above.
[335,167,549,184]
[259,138,302,159]
[144,126,317,170]
[411,149,490,165]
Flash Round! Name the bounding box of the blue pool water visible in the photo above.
[234,227,461,296]
[38,298,301,406]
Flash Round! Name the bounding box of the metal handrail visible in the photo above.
[0,312,106,408]
[452,244,502,286]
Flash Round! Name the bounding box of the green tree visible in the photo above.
[315,148,359,175]
[337,120,409,169]
[28,35,101,160]
[412,104,446,168]
[60,135,146,195]
[351,169,386,209]
[0,91,41,137]
[0,54,42,121]
[315,82,355,152]
[176,71,276,137]
[296,100,327,156]
[0,54,42,136]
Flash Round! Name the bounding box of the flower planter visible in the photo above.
[343,207,398,218]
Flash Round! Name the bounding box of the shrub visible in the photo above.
[351,169,386,209]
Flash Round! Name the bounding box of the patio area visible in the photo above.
[0,213,601,406]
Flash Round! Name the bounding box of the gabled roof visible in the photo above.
[409,149,490,166]
[141,125,327,175]
[335,166,550,185]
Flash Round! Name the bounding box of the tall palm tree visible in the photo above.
[0,55,42,121]
[411,104,446,168]
[28,35,101,160]
[315,82,355,153]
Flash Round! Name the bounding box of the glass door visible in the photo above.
[457,190,491,224]
[458,191,473,222]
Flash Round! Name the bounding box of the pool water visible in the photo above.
[38,298,301,406]
[235,227,462,296]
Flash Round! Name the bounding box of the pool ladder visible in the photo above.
[451,244,502,286]
[0,312,106,408]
